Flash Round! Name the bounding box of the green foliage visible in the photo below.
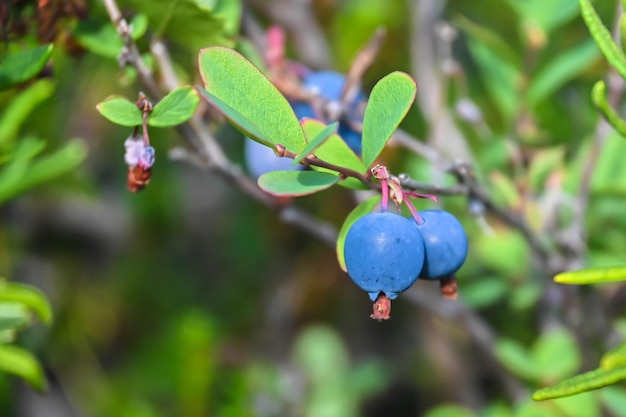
[554,266,626,284]
[0,80,55,150]
[198,46,307,151]
[97,87,199,127]
[0,345,47,392]
[579,0,626,80]
[496,328,580,384]
[526,39,599,106]
[533,366,626,400]
[149,87,200,127]
[72,14,148,59]
[0,280,53,391]
[121,0,236,50]
[96,96,143,126]
[301,119,366,189]
[292,121,340,165]
[591,80,626,138]
[0,45,53,91]
[361,71,416,167]
[257,171,339,196]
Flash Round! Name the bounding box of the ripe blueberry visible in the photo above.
[344,212,425,301]
[412,210,468,280]
[244,137,301,178]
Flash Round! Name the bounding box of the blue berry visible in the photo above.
[412,210,468,280]
[244,137,301,178]
[344,212,425,300]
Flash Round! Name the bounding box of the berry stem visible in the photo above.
[142,112,150,146]
[404,196,424,225]
[380,178,389,212]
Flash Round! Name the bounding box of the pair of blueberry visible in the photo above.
[245,71,364,178]
[343,210,468,301]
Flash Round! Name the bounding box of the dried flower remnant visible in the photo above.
[124,134,155,192]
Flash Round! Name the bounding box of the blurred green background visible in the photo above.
[2,0,626,416]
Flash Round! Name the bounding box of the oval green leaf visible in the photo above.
[580,0,626,80]
[0,280,53,325]
[336,195,381,272]
[533,365,626,401]
[361,71,416,168]
[0,44,53,90]
[149,86,200,127]
[198,46,307,153]
[292,121,339,165]
[0,344,47,392]
[258,170,339,197]
[96,96,143,126]
[554,266,626,284]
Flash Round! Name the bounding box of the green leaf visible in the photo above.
[292,121,339,165]
[149,86,199,127]
[257,171,339,197]
[531,328,581,383]
[196,88,268,145]
[554,266,626,284]
[0,44,53,90]
[580,0,626,80]
[96,96,143,127]
[527,39,600,106]
[0,302,31,333]
[301,119,367,189]
[0,79,55,150]
[123,0,233,51]
[72,17,123,59]
[591,80,626,138]
[423,404,477,417]
[336,195,381,272]
[454,15,521,68]
[601,342,626,370]
[0,137,47,199]
[533,365,626,400]
[0,280,53,325]
[0,139,87,203]
[495,339,541,381]
[198,47,307,152]
[0,344,47,391]
[72,14,147,59]
[361,72,416,167]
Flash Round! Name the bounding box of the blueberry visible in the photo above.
[344,212,425,300]
[412,210,468,280]
[244,137,301,178]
